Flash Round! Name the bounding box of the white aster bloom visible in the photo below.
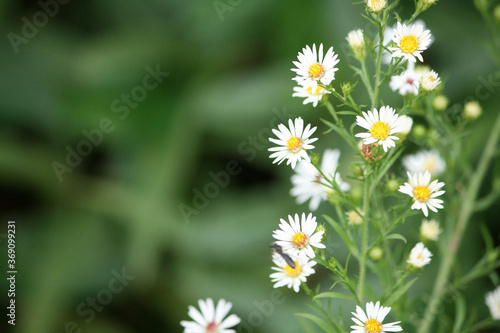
[389,22,432,63]
[390,62,421,95]
[180,298,241,333]
[290,149,350,211]
[273,213,325,260]
[485,286,500,320]
[350,301,402,333]
[402,149,446,176]
[367,0,387,12]
[420,219,442,241]
[398,171,445,217]
[421,70,441,91]
[292,83,331,107]
[268,117,318,169]
[407,242,433,268]
[270,252,316,293]
[291,43,340,92]
[355,106,404,152]
[382,20,433,64]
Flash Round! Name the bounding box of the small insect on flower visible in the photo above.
[271,243,296,269]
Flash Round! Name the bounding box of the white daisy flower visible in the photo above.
[402,149,446,176]
[389,22,432,63]
[382,20,433,64]
[485,286,500,320]
[398,171,445,217]
[270,252,316,293]
[291,43,340,92]
[420,70,441,91]
[180,298,241,333]
[273,213,325,260]
[292,83,331,107]
[420,219,442,241]
[268,117,318,169]
[407,242,433,268]
[367,0,387,12]
[290,149,350,211]
[350,301,402,333]
[389,62,421,95]
[355,106,404,152]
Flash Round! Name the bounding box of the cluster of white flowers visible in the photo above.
[270,213,323,292]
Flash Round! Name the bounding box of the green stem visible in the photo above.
[371,18,386,109]
[357,173,371,302]
[419,112,500,333]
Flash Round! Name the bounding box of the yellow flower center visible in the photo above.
[370,121,390,140]
[399,35,418,54]
[292,232,308,248]
[308,63,324,79]
[414,185,431,201]
[365,319,382,333]
[287,136,302,152]
[284,261,301,277]
[307,86,323,96]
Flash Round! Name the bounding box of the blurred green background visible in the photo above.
[0,0,499,332]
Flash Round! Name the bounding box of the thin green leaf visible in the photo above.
[383,277,418,306]
[313,292,356,302]
[452,296,467,333]
[384,233,407,243]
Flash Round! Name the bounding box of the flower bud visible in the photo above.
[311,152,320,166]
[463,100,482,120]
[369,247,383,261]
[346,210,363,226]
[316,224,328,242]
[420,70,441,92]
[433,95,449,111]
[346,29,366,60]
[367,0,387,12]
[413,124,427,139]
[417,0,438,11]
[328,257,337,270]
[385,179,399,193]
[341,82,354,97]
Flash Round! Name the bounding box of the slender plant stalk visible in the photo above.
[357,173,371,302]
[419,112,500,333]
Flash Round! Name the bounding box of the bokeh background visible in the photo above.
[0,0,499,332]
